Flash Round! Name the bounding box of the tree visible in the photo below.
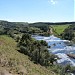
[16,36,20,42]
[40,40,48,46]
[18,33,57,67]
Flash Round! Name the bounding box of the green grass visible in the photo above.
[51,25,69,35]
[0,35,58,75]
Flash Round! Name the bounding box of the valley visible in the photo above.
[0,20,75,75]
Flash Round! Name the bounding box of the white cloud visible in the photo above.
[48,0,58,5]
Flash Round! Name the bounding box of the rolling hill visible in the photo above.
[0,35,57,75]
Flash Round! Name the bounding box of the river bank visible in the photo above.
[32,35,75,66]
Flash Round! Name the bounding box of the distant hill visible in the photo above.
[0,20,75,37]
[29,22,75,26]
[0,20,75,27]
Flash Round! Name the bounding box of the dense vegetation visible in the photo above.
[1,20,74,37]
[0,20,75,75]
[61,24,75,41]
[0,35,58,75]
[18,33,57,66]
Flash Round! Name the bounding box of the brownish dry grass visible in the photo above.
[0,35,58,75]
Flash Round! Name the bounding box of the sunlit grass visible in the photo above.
[0,35,57,75]
[51,25,69,35]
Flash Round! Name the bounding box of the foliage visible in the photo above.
[29,22,49,32]
[0,35,57,75]
[61,25,75,40]
[18,33,57,66]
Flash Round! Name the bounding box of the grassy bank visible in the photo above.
[51,25,69,35]
[0,35,57,75]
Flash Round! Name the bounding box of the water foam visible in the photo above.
[32,35,75,66]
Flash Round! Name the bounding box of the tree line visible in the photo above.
[18,33,57,66]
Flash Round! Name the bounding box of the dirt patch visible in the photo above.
[0,67,12,75]
[0,70,12,75]
[0,41,4,45]
[17,65,27,75]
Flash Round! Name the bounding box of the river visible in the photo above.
[32,35,75,66]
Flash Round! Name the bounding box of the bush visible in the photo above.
[20,46,28,55]
[18,33,57,67]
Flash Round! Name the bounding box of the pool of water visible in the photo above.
[32,35,75,66]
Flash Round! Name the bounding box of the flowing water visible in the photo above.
[32,35,75,66]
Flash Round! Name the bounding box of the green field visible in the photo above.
[51,25,69,35]
[0,35,57,75]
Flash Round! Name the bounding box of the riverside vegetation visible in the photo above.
[0,20,75,75]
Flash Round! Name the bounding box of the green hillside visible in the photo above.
[0,20,75,75]
[51,25,69,35]
[0,35,57,75]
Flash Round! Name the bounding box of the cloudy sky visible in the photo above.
[0,0,74,22]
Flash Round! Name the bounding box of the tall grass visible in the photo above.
[0,35,57,75]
